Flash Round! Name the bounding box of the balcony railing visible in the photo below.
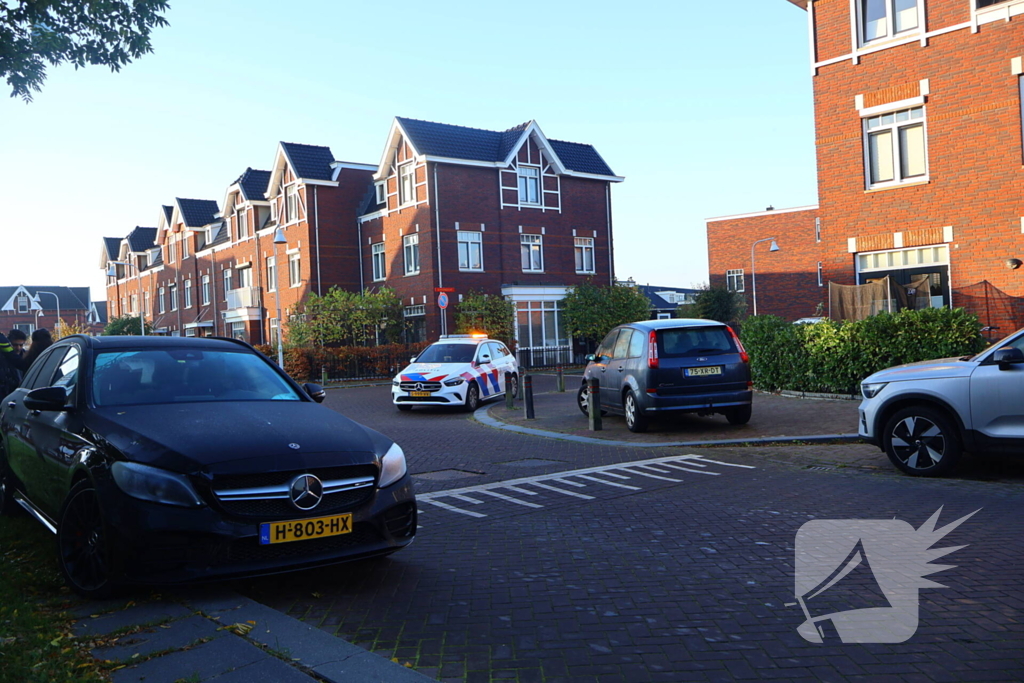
[225,286,261,309]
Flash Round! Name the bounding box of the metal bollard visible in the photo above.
[321,366,328,387]
[587,377,602,431]
[556,365,565,392]
[524,373,535,419]
[505,372,514,409]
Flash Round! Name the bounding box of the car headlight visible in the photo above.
[378,442,408,488]
[443,377,465,386]
[861,382,888,399]
[111,462,204,507]
[392,378,400,386]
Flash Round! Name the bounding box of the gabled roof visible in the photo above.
[636,284,699,310]
[90,301,108,325]
[237,168,271,202]
[387,117,621,180]
[175,198,220,228]
[161,205,174,225]
[102,237,120,261]
[280,142,335,181]
[0,286,91,312]
[126,226,158,253]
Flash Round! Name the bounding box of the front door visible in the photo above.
[969,334,1024,450]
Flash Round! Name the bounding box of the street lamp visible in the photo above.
[272,227,287,368]
[750,237,780,317]
[35,290,61,337]
[107,260,146,335]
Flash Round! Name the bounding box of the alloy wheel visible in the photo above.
[58,486,111,594]
[889,415,945,470]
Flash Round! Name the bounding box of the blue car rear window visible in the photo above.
[658,328,735,357]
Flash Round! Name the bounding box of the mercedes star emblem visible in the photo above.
[288,443,301,450]
[415,382,424,391]
[289,474,324,511]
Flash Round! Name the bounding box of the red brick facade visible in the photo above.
[709,0,1024,328]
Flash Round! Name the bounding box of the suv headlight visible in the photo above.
[861,382,888,399]
[112,462,204,507]
[443,377,465,386]
[392,378,400,386]
[378,442,408,488]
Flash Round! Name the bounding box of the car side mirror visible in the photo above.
[479,354,491,362]
[410,357,417,363]
[993,347,1024,369]
[24,386,69,412]
[303,383,326,403]
[585,354,596,363]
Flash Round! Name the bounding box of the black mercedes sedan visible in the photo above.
[0,335,416,597]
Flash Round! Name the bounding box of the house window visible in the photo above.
[169,284,178,311]
[285,185,298,223]
[229,322,247,341]
[144,291,150,315]
[238,265,252,289]
[457,231,483,271]
[977,0,1012,7]
[236,209,248,240]
[399,163,415,206]
[181,234,189,259]
[521,234,544,272]
[727,269,745,293]
[375,182,386,205]
[865,106,926,188]
[1020,75,1024,165]
[130,294,138,314]
[815,217,821,243]
[270,318,280,348]
[201,275,210,305]
[183,280,192,308]
[14,323,34,334]
[372,242,386,281]
[288,252,301,287]
[574,237,595,274]
[404,305,426,344]
[223,269,232,298]
[158,287,165,314]
[818,262,824,287]
[859,0,919,44]
[518,166,541,205]
[267,257,276,292]
[403,234,420,275]
[167,241,176,264]
[16,295,28,313]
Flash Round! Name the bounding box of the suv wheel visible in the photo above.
[463,383,480,412]
[883,406,963,477]
[57,481,117,599]
[725,404,752,426]
[623,390,649,433]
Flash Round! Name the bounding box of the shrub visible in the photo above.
[741,308,986,395]
[256,342,430,383]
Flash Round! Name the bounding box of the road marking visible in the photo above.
[416,454,753,520]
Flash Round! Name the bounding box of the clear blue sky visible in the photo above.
[0,0,818,302]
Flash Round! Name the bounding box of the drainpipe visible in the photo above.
[211,246,218,336]
[357,214,365,294]
[605,184,614,286]
[314,185,322,296]
[433,163,444,335]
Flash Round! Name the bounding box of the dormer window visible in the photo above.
[859,0,919,45]
[375,181,387,205]
[518,165,541,205]
[399,163,415,206]
[236,208,249,240]
[16,295,29,313]
[285,185,298,223]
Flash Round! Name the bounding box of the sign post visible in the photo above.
[437,291,449,337]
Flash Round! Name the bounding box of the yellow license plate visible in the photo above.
[259,513,352,545]
[410,391,431,397]
[686,366,723,377]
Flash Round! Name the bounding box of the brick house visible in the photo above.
[707,0,1024,331]
[0,285,100,336]
[103,119,622,364]
[357,117,623,364]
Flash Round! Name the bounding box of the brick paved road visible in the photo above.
[238,382,1024,682]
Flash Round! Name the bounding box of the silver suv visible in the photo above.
[859,328,1024,476]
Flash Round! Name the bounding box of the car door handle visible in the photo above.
[6,402,14,408]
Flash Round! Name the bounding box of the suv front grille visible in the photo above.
[399,381,442,392]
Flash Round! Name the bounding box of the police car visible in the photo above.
[392,335,519,411]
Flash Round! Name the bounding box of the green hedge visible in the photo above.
[739,308,987,395]
[255,342,430,382]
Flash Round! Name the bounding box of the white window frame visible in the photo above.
[144,291,150,315]
[167,240,176,264]
[864,105,928,189]
[520,234,544,272]
[130,293,138,315]
[236,208,248,240]
[375,181,387,205]
[371,242,386,281]
[399,163,415,206]
[158,287,166,314]
[16,295,28,313]
[457,231,483,271]
[856,0,922,47]
[223,269,232,299]
[181,234,190,260]
[818,262,824,287]
[517,165,541,205]
[726,269,745,293]
[574,237,595,274]
[288,252,301,287]
[285,185,299,223]
[403,234,420,275]
[201,275,210,305]
[183,279,193,308]
[267,257,276,292]
[169,284,178,311]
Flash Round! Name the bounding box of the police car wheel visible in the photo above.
[463,384,480,412]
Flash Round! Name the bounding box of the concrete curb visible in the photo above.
[474,404,862,448]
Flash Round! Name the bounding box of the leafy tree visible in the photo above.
[688,284,746,323]
[286,287,405,347]
[562,279,652,348]
[103,314,152,335]
[2,0,170,101]
[52,317,88,340]
[454,290,515,346]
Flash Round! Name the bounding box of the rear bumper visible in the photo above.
[640,388,752,413]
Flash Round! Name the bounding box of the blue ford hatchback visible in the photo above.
[577,319,752,432]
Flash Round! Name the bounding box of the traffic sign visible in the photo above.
[437,292,449,309]
[434,287,455,293]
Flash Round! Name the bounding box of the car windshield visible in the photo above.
[414,343,476,364]
[92,348,302,406]
[658,327,735,357]
[968,329,1024,361]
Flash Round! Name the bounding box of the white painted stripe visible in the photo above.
[553,478,587,488]
[689,456,756,469]
[621,468,681,483]
[636,464,674,474]
[422,499,487,518]
[594,470,632,480]
[502,485,540,496]
[529,482,595,500]
[480,490,543,508]
[448,494,485,504]
[574,474,641,490]
[660,463,720,476]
